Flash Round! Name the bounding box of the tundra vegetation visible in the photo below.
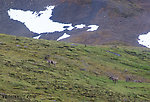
[0,34,150,101]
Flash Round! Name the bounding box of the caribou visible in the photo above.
[47,59,57,66]
[44,55,57,66]
[109,76,119,84]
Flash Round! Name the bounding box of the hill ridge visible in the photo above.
[0,33,150,101]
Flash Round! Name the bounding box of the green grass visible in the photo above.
[0,34,150,101]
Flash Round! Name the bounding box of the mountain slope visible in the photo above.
[1,0,150,46]
[0,34,150,101]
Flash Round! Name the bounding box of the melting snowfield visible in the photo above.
[87,25,99,31]
[8,6,73,34]
[75,24,86,29]
[57,33,70,41]
[7,6,99,40]
[33,35,42,39]
[138,32,150,48]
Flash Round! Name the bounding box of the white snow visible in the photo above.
[138,32,150,48]
[75,24,86,29]
[7,5,100,40]
[87,25,99,31]
[8,6,73,34]
[33,35,41,39]
[57,33,70,41]
[67,26,74,31]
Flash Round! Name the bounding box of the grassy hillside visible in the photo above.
[0,34,150,102]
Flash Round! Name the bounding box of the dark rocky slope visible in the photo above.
[0,0,150,46]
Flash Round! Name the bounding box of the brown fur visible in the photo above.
[47,60,57,66]
[109,76,118,84]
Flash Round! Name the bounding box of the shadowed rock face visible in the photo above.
[0,0,150,46]
[51,0,106,24]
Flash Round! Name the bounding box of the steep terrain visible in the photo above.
[0,34,150,101]
[0,0,150,46]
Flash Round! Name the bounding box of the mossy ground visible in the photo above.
[0,34,150,101]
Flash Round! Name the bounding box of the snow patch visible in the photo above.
[33,35,42,39]
[7,6,100,41]
[87,25,99,31]
[57,33,70,41]
[67,26,74,31]
[75,24,86,29]
[138,32,150,48]
[8,6,73,34]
